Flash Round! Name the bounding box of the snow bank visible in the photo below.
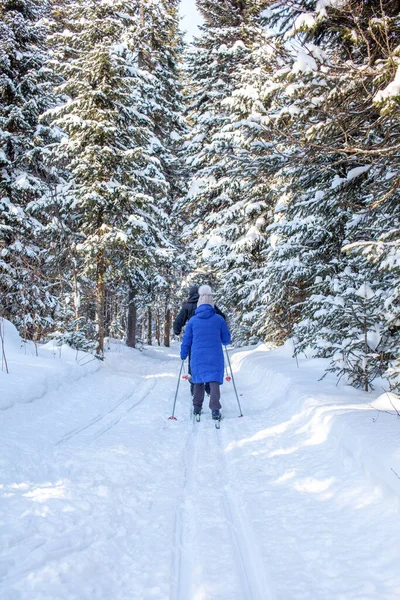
[230,344,400,497]
[0,319,100,411]
[0,318,21,353]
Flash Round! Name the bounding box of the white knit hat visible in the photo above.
[197,284,214,307]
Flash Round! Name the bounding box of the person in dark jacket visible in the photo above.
[180,285,231,420]
[173,285,226,335]
[174,284,226,395]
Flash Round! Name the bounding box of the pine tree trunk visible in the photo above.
[137,316,143,343]
[138,3,145,68]
[106,290,115,339]
[126,285,137,348]
[73,267,79,325]
[147,307,152,346]
[164,304,171,347]
[96,248,106,358]
[156,310,161,346]
[363,315,369,392]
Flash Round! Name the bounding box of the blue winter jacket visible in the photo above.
[180,305,231,385]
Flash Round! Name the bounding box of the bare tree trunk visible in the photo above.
[156,310,161,346]
[138,2,146,68]
[126,285,137,348]
[105,290,114,339]
[105,289,110,338]
[147,307,152,346]
[96,248,106,358]
[73,260,79,325]
[164,302,171,348]
[137,313,143,343]
[363,315,369,392]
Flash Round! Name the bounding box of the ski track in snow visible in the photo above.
[55,378,155,447]
[215,427,275,600]
[171,409,273,600]
[1,343,400,599]
[170,417,198,600]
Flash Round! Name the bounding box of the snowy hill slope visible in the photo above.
[1,326,400,599]
[0,319,100,411]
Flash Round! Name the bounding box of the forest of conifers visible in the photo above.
[1,0,399,392]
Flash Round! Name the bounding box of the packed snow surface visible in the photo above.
[1,324,400,599]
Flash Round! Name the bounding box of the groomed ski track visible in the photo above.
[170,416,274,600]
[1,343,400,599]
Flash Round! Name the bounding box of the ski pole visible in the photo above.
[169,359,185,420]
[224,346,243,417]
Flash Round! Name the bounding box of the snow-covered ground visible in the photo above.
[1,319,400,600]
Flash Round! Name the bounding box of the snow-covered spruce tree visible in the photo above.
[127,0,188,348]
[252,171,349,345]
[0,0,59,339]
[239,5,353,343]
[216,25,292,343]
[46,0,169,356]
[353,18,400,391]
[250,0,400,388]
[292,167,399,392]
[295,258,392,392]
[182,0,273,340]
[40,178,95,351]
[340,175,400,391]
[344,221,400,392]
[298,1,399,389]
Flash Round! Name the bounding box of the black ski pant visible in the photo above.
[193,382,221,412]
[188,349,210,396]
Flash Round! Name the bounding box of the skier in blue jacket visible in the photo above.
[173,284,226,396]
[180,285,231,420]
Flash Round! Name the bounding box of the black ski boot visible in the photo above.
[193,407,201,422]
[212,409,221,429]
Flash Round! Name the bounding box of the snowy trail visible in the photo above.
[1,347,187,599]
[170,416,271,600]
[170,418,198,600]
[1,342,400,599]
[219,347,400,599]
[55,378,156,447]
[215,427,275,600]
